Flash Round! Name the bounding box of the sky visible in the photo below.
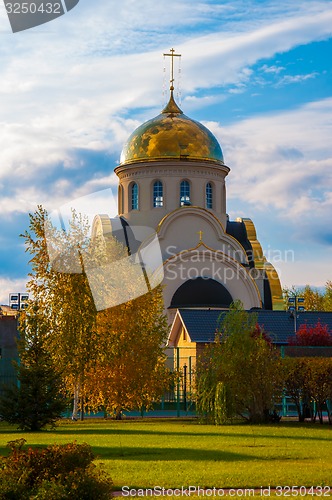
[0,0,331,304]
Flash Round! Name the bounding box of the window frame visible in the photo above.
[153,180,164,208]
[180,180,191,206]
[130,182,139,210]
[206,182,213,209]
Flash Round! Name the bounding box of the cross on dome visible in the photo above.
[163,48,181,92]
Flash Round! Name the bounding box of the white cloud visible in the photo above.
[180,6,332,91]
[205,97,332,248]
[275,72,319,87]
[277,258,331,288]
[260,64,286,74]
[0,0,332,290]
[0,0,330,191]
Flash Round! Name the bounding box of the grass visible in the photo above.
[0,418,331,491]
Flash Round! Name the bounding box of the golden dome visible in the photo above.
[120,93,224,165]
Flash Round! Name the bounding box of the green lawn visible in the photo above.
[0,418,331,491]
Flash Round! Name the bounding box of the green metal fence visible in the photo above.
[164,347,197,416]
[1,345,331,418]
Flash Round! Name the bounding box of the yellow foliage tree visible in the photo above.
[22,207,97,419]
[284,284,332,312]
[22,206,172,420]
[85,286,172,419]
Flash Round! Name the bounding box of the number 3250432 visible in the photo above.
[5,3,62,14]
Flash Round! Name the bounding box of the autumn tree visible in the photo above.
[307,358,332,424]
[288,321,332,346]
[284,283,332,312]
[196,301,282,424]
[21,205,172,420]
[284,316,332,424]
[303,285,325,311]
[84,286,172,419]
[282,358,311,422]
[283,356,332,424]
[324,281,332,311]
[22,206,98,419]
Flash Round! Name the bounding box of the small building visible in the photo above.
[0,309,19,391]
[168,308,332,367]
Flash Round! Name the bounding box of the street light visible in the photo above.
[9,293,29,311]
[287,294,305,333]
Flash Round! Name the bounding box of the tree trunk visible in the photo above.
[72,384,79,420]
[80,394,84,421]
[328,410,332,425]
[295,402,305,422]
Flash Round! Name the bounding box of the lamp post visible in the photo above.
[9,293,29,311]
[287,294,305,333]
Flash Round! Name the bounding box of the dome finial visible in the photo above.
[163,48,183,114]
[163,47,181,92]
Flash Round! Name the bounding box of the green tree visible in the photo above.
[196,301,282,424]
[0,305,67,431]
[196,339,233,424]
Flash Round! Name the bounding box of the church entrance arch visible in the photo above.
[170,277,233,308]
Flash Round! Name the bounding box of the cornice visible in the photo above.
[114,160,230,180]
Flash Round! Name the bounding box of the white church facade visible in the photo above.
[92,65,283,323]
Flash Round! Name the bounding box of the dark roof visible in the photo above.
[226,220,254,267]
[178,309,224,341]
[225,220,273,310]
[177,309,332,345]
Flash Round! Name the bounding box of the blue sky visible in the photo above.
[0,0,331,303]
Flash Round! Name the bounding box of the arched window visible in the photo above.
[153,181,163,208]
[131,183,139,210]
[206,182,213,209]
[180,180,191,206]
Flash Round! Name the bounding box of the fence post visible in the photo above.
[280,346,287,417]
[183,364,187,412]
[189,356,192,409]
[176,347,180,417]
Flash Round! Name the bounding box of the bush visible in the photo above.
[0,439,113,499]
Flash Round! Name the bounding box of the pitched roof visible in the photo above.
[0,305,18,317]
[176,309,332,345]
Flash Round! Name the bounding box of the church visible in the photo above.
[91,50,284,326]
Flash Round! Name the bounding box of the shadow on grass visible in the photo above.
[31,424,332,443]
[0,420,330,444]
[93,446,272,462]
[0,444,272,462]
